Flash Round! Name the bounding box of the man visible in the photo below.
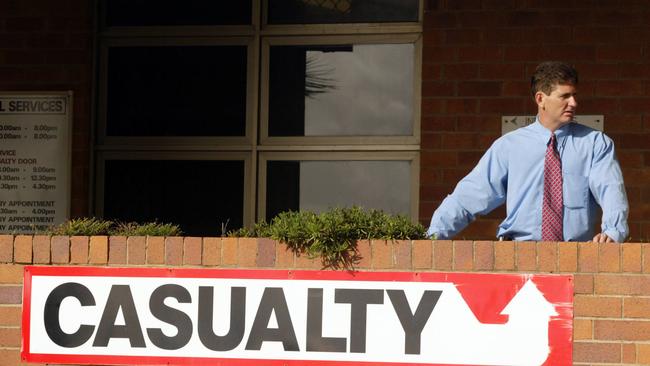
[427,61,628,243]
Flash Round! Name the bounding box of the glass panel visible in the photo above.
[266,160,410,221]
[106,0,252,26]
[103,160,244,236]
[106,45,247,137]
[268,0,419,24]
[269,43,414,136]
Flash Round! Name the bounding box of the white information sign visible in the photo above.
[0,92,71,233]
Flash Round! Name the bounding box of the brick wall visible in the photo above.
[1,234,650,365]
[0,0,94,217]
[419,0,650,240]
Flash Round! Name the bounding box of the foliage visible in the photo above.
[45,218,182,236]
[228,206,428,269]
[46,217,114,236]
[110,221,182,236]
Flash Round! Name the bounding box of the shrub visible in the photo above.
[45,218,182,237]
[110,222,182,236]
[229,206,428,268]
[46,217,113,236]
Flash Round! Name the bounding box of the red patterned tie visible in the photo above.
[542,134,563,241]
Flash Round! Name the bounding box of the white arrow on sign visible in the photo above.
[412,279,558,366]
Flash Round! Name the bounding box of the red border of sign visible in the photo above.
[22,266,573,366]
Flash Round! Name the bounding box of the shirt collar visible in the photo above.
[531,116,572,140]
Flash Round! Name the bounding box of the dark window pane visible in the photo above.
[266,160,410,220]
[106,0,252,26]
[103,160,244,236]
[268,0,419,24]
[266,161,300,221]
[269,43,414,136]
[107,46,247,136]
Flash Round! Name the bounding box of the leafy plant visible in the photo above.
[46,217,113,236]
[45,218,182,236]
[110,221,182,236]
[228,206,428,269]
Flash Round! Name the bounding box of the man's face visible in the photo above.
[537,83,578,128]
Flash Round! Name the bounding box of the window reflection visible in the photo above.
[266,160,411,221]
[269,43,414,136]
[268,0,419,24]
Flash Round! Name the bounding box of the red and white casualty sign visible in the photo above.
[22,267,573,366]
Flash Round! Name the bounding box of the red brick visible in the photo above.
[573,319,592,340]
[442,64,479,79]
[621,243,642,273]
[595,274,650,295]
[433,240,452,270]
[458,81,502,97]
[89,236,108,264]
[644,243,650,274]
[108,236,127,265]
[50,236,69,264]
[516,241,536,271]
[453,240,473,270]
[13,235,31,264]
[0,235,13,263]
[537,242,557,272]
[127,236,145,265]
[479,63,525,79]
[275,242,294,268]
[599,243,621,272]
[32,235,50,264]
[573,342,621,363]
[70,236,88,264]
[0,286,22,304]
[392,240,411,270]
[0,349,20,366]
[594,320,650,341]
[256,238,276,268]
[0,264,23,284]
[578,242,598,273]
[222,237,238,266]
[295,251,321,269]
[183,237,202,266]
[473,241,493,270]
[146,236,164,265]
[640,344,650,364]
[355,240,371,269]
[623,343,636,364]
[412,240,432,269]
[574,295,622,317]
[0,328,20,347]
[202,237,221,266]
[372,240,392,269]
[624,297,650,318]
[238,238,257,268]
[165,237,183,266]
[574,274,594,294]
[479,98,524,114]
[0,306,21,326]
[494,241,515,270]
[444,98,478,114]
[422,81,455,97]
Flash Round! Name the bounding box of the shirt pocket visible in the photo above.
[563,173,589,208]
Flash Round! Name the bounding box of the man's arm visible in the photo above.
[427,142,508,239]
[589,133,629,243]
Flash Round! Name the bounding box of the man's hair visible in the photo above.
[531,61,578,96]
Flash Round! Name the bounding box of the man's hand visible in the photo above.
[593,233,614,243]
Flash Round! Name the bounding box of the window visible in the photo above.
[96,0,422,235]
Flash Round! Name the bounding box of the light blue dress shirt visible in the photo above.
[427,120,629,242]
